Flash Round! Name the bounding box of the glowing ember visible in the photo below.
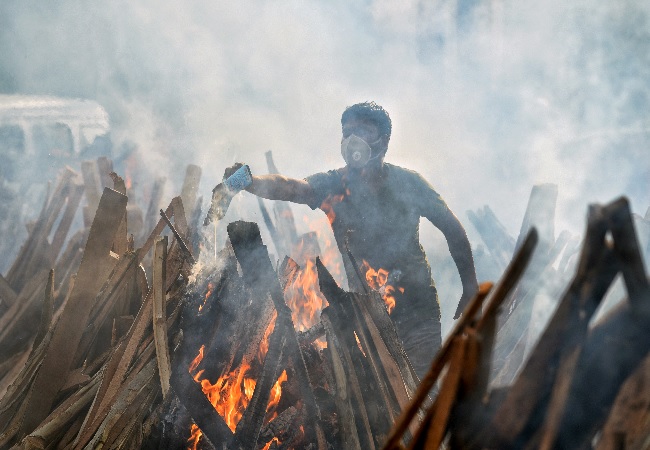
[362,260,404,314]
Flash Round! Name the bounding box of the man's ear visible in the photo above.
[379,135,390,153]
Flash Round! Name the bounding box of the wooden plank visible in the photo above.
[7,168,74,291]
[322,312,363,450]
[489,204,621,446]
[466,205,515,271]
[232,313,287,450]
[153,236,171,398]
[380,280,488,450]
[258,406,298,448]
[180,164,202,221]
[596,354,650,450]
[142,177,166,242]
[0,273,18,310]
[47,181,85,265]
[169,359,233,447]
[81,160,101,224]
[265,151,298,252]
[227,221,326,450]
[73,289,154,448]
[0,269,49,362]
[19,188,127,438]
[32,269,54,349]
[514,184,557,253]
[96,156,114,190]
[109,172,128,256]
[408,335,469,450]
[22,373,101,446]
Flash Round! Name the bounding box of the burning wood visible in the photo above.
[0,157,648,450]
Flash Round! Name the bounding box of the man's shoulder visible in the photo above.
[304,167,345,185]
[385,163,430,189]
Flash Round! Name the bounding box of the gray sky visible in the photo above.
[1,0,649,325]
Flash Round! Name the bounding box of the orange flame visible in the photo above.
[319,193,345,224]
[284,258,329,349]
[362,260,404,314]
[199,282,214,312]
[188,315,286,449]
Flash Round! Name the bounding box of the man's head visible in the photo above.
[340,102,392,169]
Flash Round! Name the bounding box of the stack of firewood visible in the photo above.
[0,154,207,448]
[386,196,650,449]
[1,152,649,449]
[0,154,421,449]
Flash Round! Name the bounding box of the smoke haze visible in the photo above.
[1,0,649,330]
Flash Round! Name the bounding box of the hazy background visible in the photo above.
[1,0,649,332]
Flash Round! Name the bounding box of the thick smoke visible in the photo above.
[1,0,649,333]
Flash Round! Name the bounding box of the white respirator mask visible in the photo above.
[341,134,382,169]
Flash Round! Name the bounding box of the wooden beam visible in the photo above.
[153,236,171,398]
[18,188,127,438]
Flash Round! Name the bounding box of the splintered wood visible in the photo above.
[0,158,649,450]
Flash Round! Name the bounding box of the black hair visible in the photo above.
[341,101,392,142]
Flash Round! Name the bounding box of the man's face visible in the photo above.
[342,118,381,144]
[341,117,387,168]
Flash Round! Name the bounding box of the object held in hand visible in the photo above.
[203,164,253,226]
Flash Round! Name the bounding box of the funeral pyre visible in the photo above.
[0,154,649,449]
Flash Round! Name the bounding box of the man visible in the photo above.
[228,101,478,378]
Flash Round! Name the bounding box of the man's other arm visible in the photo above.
[424,201,479,319]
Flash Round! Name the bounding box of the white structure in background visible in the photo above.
[0,95,111,274]
[0,94,110,159]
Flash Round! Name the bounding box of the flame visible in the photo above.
[187,315,286,449]
[354,331,366,357]
[362,260,404,314]
[199,282,214,312]
[284,257,329,350]
[319,193,345,224]
[263,438,280,450]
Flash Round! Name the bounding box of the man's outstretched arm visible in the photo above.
[246,173,315,205]
[223,163,315,205]
[425,205,479,319]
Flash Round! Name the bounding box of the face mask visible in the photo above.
[341,134,382,168]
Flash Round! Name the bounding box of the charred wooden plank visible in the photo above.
[170,358,233,448]
[227,221,326,450]
[488,203,623,448]
[596,353,650,450]
[257,406,298,449]
[233,314,287,450]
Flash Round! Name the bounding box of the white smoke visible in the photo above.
[1,0,649,333]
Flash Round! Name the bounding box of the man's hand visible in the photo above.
[223,162,245,181]
[453,285,478,319]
